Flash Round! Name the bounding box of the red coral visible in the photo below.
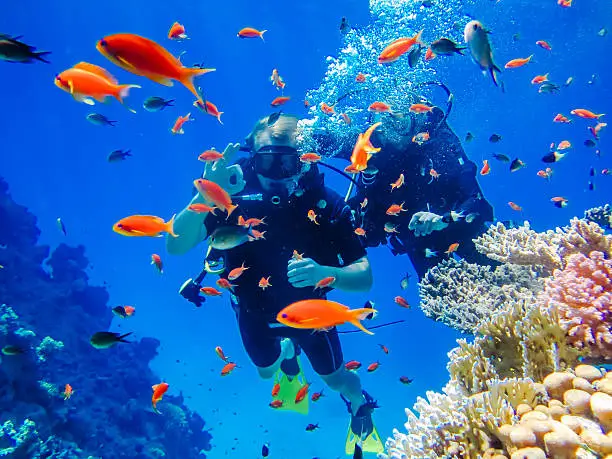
[540,251,612,360]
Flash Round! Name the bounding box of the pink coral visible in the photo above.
[540,251,612,360]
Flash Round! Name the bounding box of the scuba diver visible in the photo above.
[313,83,495,278]
[167,114,384,454]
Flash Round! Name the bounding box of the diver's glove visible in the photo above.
[408,211,449,237]
[287,257,336,289]
[199,142,246,198]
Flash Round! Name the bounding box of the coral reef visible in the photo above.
[584,204,611,230]
[388,217,611,458]
[0,176,212,458]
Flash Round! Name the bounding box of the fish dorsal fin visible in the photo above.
[152,384,159,390]
[73,62,118,84]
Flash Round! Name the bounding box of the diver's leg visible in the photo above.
[321,367,366,414]
[257,337,295,379]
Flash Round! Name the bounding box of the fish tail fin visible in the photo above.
[226,204,239,219]
[349,308,377,335]
[165,99,175,107]
[490,64,502,88]
[166,214,178,237]
[116,84,141,113]
[118,332,133,343]
[414,29,424,46]
[597,113,606,119]
[260,30,268,42]
[35,51,52,63]
[456,47,467,55]
[153,404,162,415]
[216,111,224,125]
[180,67,216,99]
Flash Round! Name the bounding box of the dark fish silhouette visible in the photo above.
[0,34,50,63]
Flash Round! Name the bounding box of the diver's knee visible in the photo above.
[257,365,276,380]
[320,366,347,391]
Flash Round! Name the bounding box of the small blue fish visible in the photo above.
[86,113,117,126]
[108,149,132,163]
[56,217,67,236]
[143,97,175,112]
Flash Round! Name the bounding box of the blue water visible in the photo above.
[1,0,610,457]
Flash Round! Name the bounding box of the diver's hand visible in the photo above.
[287,257,335,289]
[202,142,246,196]
[408,211,449,237]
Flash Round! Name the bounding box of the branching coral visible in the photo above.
[584,204,611,230]
[539,251,612,361]
[556,218,612,261]
[35,336,64,363]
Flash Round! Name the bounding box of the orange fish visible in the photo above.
[54,62,140,111]
[242,216,267,227]
[341,113,352,125]
[425,47,436,61]
[221,362,237,376]
[271,383,280,397]
[277,299,376,335]
[314,276,336,290]
[368,101,391,113]
[379,344,389,354]
[295,383,310,404]
[536,40,552,51]
[300,153,322,163]
[188,203,217,215]
[97,34,214,100]
[152,382,169,413]
[345,360,361,370]
[271,96,290,106]
[445,242,459,255]
[308,209,320,225]
[355,73,366,82]
[216,278,236,291]
[537,168,553,180]
[367,361,380,372]
[409,103,433,114]
[292,250,304,261]
[194,98,224,124]
[394,296,410,308]
[345,122,381,173]
[238,27,267,41]
[113,215,177,237]
[228,262,249,281]
[557,140,572,150]
[259,276,272,290]
[269,400,283,408]
[390,174,405,191]
[480,159,490,175]
[215,346,230,362]
[508,201,523,211]
[594,122,607,135]
[63,384,73,400]
[551,196,568,208]
[553,113,571,123]
[200,286,223,296]
[198,149,224,163]
[354,227,366,236]
[320,102,335,115]
[168,22,188,40]
[251,229,266,240]
[531,73,549,85]
[171,112,191,134]
[505,55,533,69]
[311,390,324,401]
[124,306,136,316]
[193,179,238,217]
[377,30,424,64]
[151,254,163,273]
[360,198,368,209]
[429,168,440,181]
[412,131,430,145]
[558,0,572,7]
[570,109,605,119]
[270,68,286,90]
[386,202,407,216]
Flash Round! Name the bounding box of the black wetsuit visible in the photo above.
[203,162,366,375]
[341,117,495,278]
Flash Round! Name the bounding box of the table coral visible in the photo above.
[539,251,612,361]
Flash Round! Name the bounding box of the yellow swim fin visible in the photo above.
[270,357,309,415]
[345,423,384,455]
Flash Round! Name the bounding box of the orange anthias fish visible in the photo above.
[295,383,310,404]
[240,216,267,227]
[558,0,572,8]
[536,40,552,51]
[63,384,73,400]
[221,362,238,376]
[379,344,389,354]
[425,47,436,61]
[557,140,572,150]
[188,203,217,214]
[386,202,407,216]
[504,55,534,69]
[354,227,366,236]
[367,361,380,372]
[300,153,322,164]
[97,34,215,99]
[277,299,377,335]
[271,96,290,106]
[271,382,281,397]
[193,179,238,217]
[311,390,324,401]
[124,306,136,316]
[355,73,366,82]
[54,62,140,111]
[216,278,237,291]
[113,215,177,237]
[151,254,163,273]
[259,276,272,290]
[445,242,459,255]
[194,98,224,124]
[200,286,223,296]
[394,296,410,308]
[508,201,523,211]
[531,73,549,85]
[215,346,230,362]
[307,209,320,225]
[570,109,605,119]
[412,131,430,145]
[228,262,249,281]
[171,113,191,134]
[270,68,286,90]
[152,382,169,414]
[320,102,335,115]
[314,276,336,290]
[409,103,433,114]
[269,400,283,408]
[237,27,267,41]
[345,122,381,173]
[377,30,424,64]
[553,114,571,123]
[168,22,188,40]
[390,173,405,191]
[292,250,304,261]
[198,149,224,163]
[368,101,392,113]
[480,159,490,175]
[537,167,553,180]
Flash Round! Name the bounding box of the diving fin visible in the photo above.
[345,424,384,455]
[270,356,309,415]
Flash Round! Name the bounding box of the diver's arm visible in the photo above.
[328,256,373,292]
[166,194,209,255]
